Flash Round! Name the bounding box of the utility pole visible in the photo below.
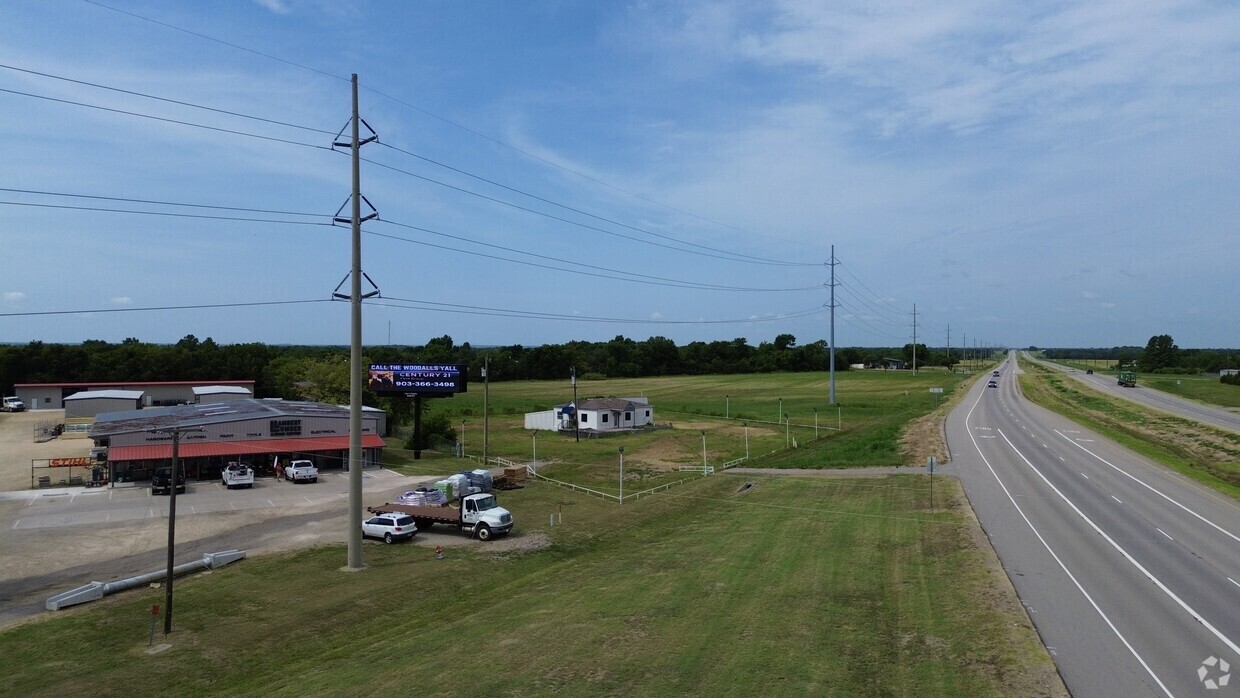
[332,73,378,572]
[571,366,579,442]
[827,246,839,404]
[946,324,951,373]
[911,304,918,374]
[482,357,489,465]
[152,425,203,635]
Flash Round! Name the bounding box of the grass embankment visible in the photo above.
[0,475,1062,696]
[382,371,968,481]
[1018,360,1240,499]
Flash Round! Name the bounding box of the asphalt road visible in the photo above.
[945,353,1240,696]
[1024,352,1240,434]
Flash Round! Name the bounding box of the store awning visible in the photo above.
[107,434,386,462]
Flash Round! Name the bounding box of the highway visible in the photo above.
[946,352,1240,696]
[1024,352,1240,434]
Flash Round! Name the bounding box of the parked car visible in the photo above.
[361,513,417,543]
[987,380,998,388]
[151,466,186,495]
[2,396,25,412]
[221,462,255,489]
[284,459,318,483]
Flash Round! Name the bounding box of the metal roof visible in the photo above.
[64,390,145,401]
[89,398,381,438]
[192,385,253,395]
[108,433,386,462]
[577,397,648,411]
[16,380,254,388]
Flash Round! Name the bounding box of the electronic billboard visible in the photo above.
[368,364,467,397]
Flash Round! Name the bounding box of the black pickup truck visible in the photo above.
[151,466,186,495]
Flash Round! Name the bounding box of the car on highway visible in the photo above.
[361,513,417,544]
[992,370,1000,377]
[1086,369,1093,374]
[987,380,998,388]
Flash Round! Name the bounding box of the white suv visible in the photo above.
[361,513,417,544]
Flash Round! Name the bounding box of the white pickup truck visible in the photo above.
[221,462,255,489]
[284,459,318,484]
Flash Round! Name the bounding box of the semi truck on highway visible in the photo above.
[368,492,513,541]
[1117,371,1137,387]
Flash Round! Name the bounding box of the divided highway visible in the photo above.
[1023,352,1240,434]
[946,352,1240,697]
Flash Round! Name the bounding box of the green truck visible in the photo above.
[1117,371,1137,387]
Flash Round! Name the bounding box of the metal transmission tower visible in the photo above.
[826,246,839,404]
[331,74,379,571]
[911,304,918,374]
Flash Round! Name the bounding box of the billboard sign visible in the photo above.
[368,364,467,397]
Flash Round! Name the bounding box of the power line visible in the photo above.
[0,299,331,318]
[0,87,330,151]
[0,200,333,227]
[0,63,335,136]
[375,142,814,267]
[79,0,800,249]
[373,296,824,326]
[372,220,819,293]
[361,154,812,267]
[0,188,327,218]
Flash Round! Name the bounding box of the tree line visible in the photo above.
[0,333,974,398]
[1039,336,1238,374]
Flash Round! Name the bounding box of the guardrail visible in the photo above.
[678,465,715,475]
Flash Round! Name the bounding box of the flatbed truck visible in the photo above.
[368,492,513,541]
[1118,371,1137,387]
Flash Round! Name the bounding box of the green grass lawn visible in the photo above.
[384,370,968,477]
[0,475,1059,696]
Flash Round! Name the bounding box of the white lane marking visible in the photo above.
[1157,528,1173,541]
[962,393,1172,697]
[1081,473,1090,480]
[998,428,1240,661]
[1075,439,1095,443]
[304,496,312,503]
[1112,496,1123,504]
[1053,430,1240,545]
[1059,457,1066,462]
[267,499,274,506]
[190,506,196,514]
[230,502,237,511]
[11,520,19,529]
[1230,578,1240,589]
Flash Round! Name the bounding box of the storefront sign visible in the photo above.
[50,457,92,467]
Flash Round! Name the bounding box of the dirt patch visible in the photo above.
[900,381,971,465]
[0,411,94,492]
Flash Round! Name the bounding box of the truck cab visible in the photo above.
[460,493,513,540]
[2,396,25,412]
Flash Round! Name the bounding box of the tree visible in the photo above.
[1140,334,1179,371]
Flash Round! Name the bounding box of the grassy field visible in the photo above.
[0,475,1062,696]
[382,370,970,482]
[1018,359,1240,499]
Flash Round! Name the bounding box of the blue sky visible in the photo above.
[1,0,1237,349]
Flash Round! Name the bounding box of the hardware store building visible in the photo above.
[88,398,386,486]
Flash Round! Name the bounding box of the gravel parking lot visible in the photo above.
[0,410,473,628]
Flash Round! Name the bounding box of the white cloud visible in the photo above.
[253,0,291,14]
[650,311,664,320]
[110,296,133,305]
[3,291,25,303]
[1100,302,1115,309]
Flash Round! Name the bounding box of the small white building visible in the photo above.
[524,397,655,433]
[575,397,654,432]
